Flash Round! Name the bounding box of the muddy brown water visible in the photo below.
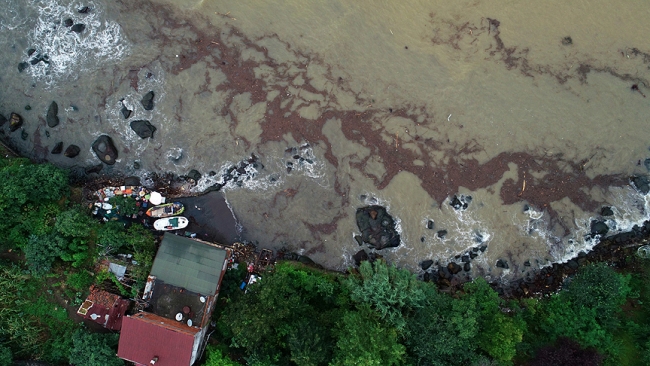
[2,0,650,283]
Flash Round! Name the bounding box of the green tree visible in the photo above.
[22,234,64,276]
[204,346,239,366]
[69,330,123,366]
[331,306,405,366]
[0,344,11,366]
[108,195,138,216]
[345,260,425,330]
[562,263,631,327]
[96,220,129,256]
[405,284,480,365]
[462,278,524,362]
[223,262,342,364]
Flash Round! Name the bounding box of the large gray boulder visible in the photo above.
[64,144,80,158]
[140,91,155,110]
[91,135,118,165]
[46,101,59,127]
[130,120,156,139]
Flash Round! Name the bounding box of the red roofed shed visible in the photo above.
[77,285,131,331]
[117,312,200,366]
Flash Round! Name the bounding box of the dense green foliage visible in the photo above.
[0,344,11,366]
[69,330,124,366]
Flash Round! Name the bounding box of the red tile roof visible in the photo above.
[117,312,199,366]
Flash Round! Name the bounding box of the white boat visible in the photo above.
[153,216,189,231]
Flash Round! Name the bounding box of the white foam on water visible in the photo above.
[0,4,30,32]
[25,0,130,87]
[191,159,283,194]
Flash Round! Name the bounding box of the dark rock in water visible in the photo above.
[426,220,434,230]
[632,175,650,194]
[421,259,433,270]
[18,62,29,72]
[124,176,140,186]
[437,230,447,239]
[187,169,201,181]
[27,48,36,56]
[140,91,155,110]
[64,144,81,158]
[133,161,141,170]
[20,130,28,140]
[25,105,31,111]
[51,141,63,154]
[590,220,609,237]
[461,255,470,263]
[205,183,223,193]
[130,120,156,139]
[84,164,103,175]
[45,130,50,138]
[355,205,401,250]
[450,195,463,210]
[9,113,23,132]
[523,260,531,267]
[352,250,369,266]
[63,18,73,27]
[644,158,650,171]
[463,262,471,272]
[354,235,363,246]
[450,194,471,210]
[91,135,118,165]
[567,259,579,269]
[30,56,42,65]
[120,106,132,119]
[469,252,478,259]
[46,101,59,127]
[78,6,90,13]
[600,206,614,217]
[496,259,509,269]
[479,245,487,252]
[561,36,573,46]
[70,24,85,33]
[0,114,6,126]
[447,262,461,275]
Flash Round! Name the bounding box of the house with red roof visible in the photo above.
[117,233,231,366]
[77,285,131,331]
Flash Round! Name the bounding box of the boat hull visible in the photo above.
[153,216,189,231]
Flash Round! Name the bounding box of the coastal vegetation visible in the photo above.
[1,151,650,365]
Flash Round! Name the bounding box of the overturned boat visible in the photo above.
[146,202,185,218]
[153,216,189,231]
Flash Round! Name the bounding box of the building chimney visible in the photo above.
[150,356,159,364]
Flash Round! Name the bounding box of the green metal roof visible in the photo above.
[150,233,227,295]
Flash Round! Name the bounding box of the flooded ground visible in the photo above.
[2,0,650,283]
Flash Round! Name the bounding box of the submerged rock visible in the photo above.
[84,164,103,175]
[63,18,73,27]
[0,114,6,126]
[9,113,23,132]
[130,120,156,139]
[91,135,118,165]
[496,259,509,269]
[437,230,447,239]
[355,205,401,250]
[600,206,614,217]
[632,175,650,194]
[46,101,59,127]
[353,250,369,266]
[187,169,201,181]
[51,141,63,154]
[18,62,29,72]
[140,91,155,110]
[420,259,434,270]
[426,220,434,230]
[124,176,141,186]
[64,144,81,158]
[590,220,609,237]
[70,24,86,33]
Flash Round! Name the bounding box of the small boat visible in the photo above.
[146,202,185,218]
[153,216,189,231]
